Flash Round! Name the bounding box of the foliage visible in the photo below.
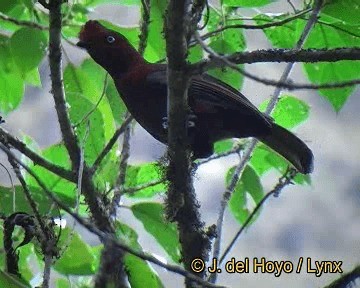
[0,0,358,287]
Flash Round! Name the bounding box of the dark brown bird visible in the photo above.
[77,20,313,174]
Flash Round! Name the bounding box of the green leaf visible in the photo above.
[69,93,105,163]
[0,70,24,114]
[19,0,34,11]
[125,254,164,288]
[255,12,360,111]
[0,185,60,215]
[303,18,360,111]
[259,96,310,129]
[131,203,181,263]
[16,242,35,282]
[10,28,47,75]
[250,144,311,185]
[0,2,33,33]
[322,0,360,25]
[56,278,71,288]
[84,0,140,7]
[0,271,30,288]
[208,39,244,89]
[105,80,127,125]
[207,8,246,89]
[0,35,25,113]
[214,139,234,154]
[61,4,89,38]
[227,165,264,225]
[23,68,41,87]
[125,163,165,198]
[251,144,282,175]
[254,13,305,48]
[187,45,203,63]
[54,228,98,275]
[146,0,167,62]
[0,0,20,13]
[223,0,273,7]
[115,222,141,248]
[115,222,164,288]
[25,144,77,207]
[64,61,116,164]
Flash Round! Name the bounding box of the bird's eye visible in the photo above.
[106,35,116,44]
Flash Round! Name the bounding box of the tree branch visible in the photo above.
[194,34,360,90]
[42,1,127,286]
[46,0,81,170]
[0,11,48,30]
[110,112,132,219]
[0,144,226,288]
[122,178,164,194]
[192,47,360,72]
[0,126,76,183]
[165,0,211,283]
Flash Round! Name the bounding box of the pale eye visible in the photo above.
[106,35,115,44]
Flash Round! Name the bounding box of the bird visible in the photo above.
[77,20,313,174]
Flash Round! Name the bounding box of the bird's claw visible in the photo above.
[162,117,168,130]
[187,114,197,128]
[162,114,197,131]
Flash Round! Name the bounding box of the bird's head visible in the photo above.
[77,20,144,76]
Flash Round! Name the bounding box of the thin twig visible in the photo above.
[110,112,132,217]
[0,162,16,212]
[199,8,311,41]
[74,74,109,128]
[90,115,133,174]
[287,0,298,12]
[0,144,226,288]
[76,121,90,210]
[0,127,75,183]
[219,168,298,263]
[122,178,165,194]
[194,143,245,168]
[0,11,48,30]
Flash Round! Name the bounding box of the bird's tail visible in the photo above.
[258,123,314,174]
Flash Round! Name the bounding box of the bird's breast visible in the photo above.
[115,78,168,144]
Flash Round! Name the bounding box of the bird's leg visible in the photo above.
[162,113,197,131]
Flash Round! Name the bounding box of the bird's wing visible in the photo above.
[146,69,269,122]
[190,74,266,117]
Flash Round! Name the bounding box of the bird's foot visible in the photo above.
[162,114,197,131]
[162,117,168,130]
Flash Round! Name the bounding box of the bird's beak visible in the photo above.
[76,41,89,49]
